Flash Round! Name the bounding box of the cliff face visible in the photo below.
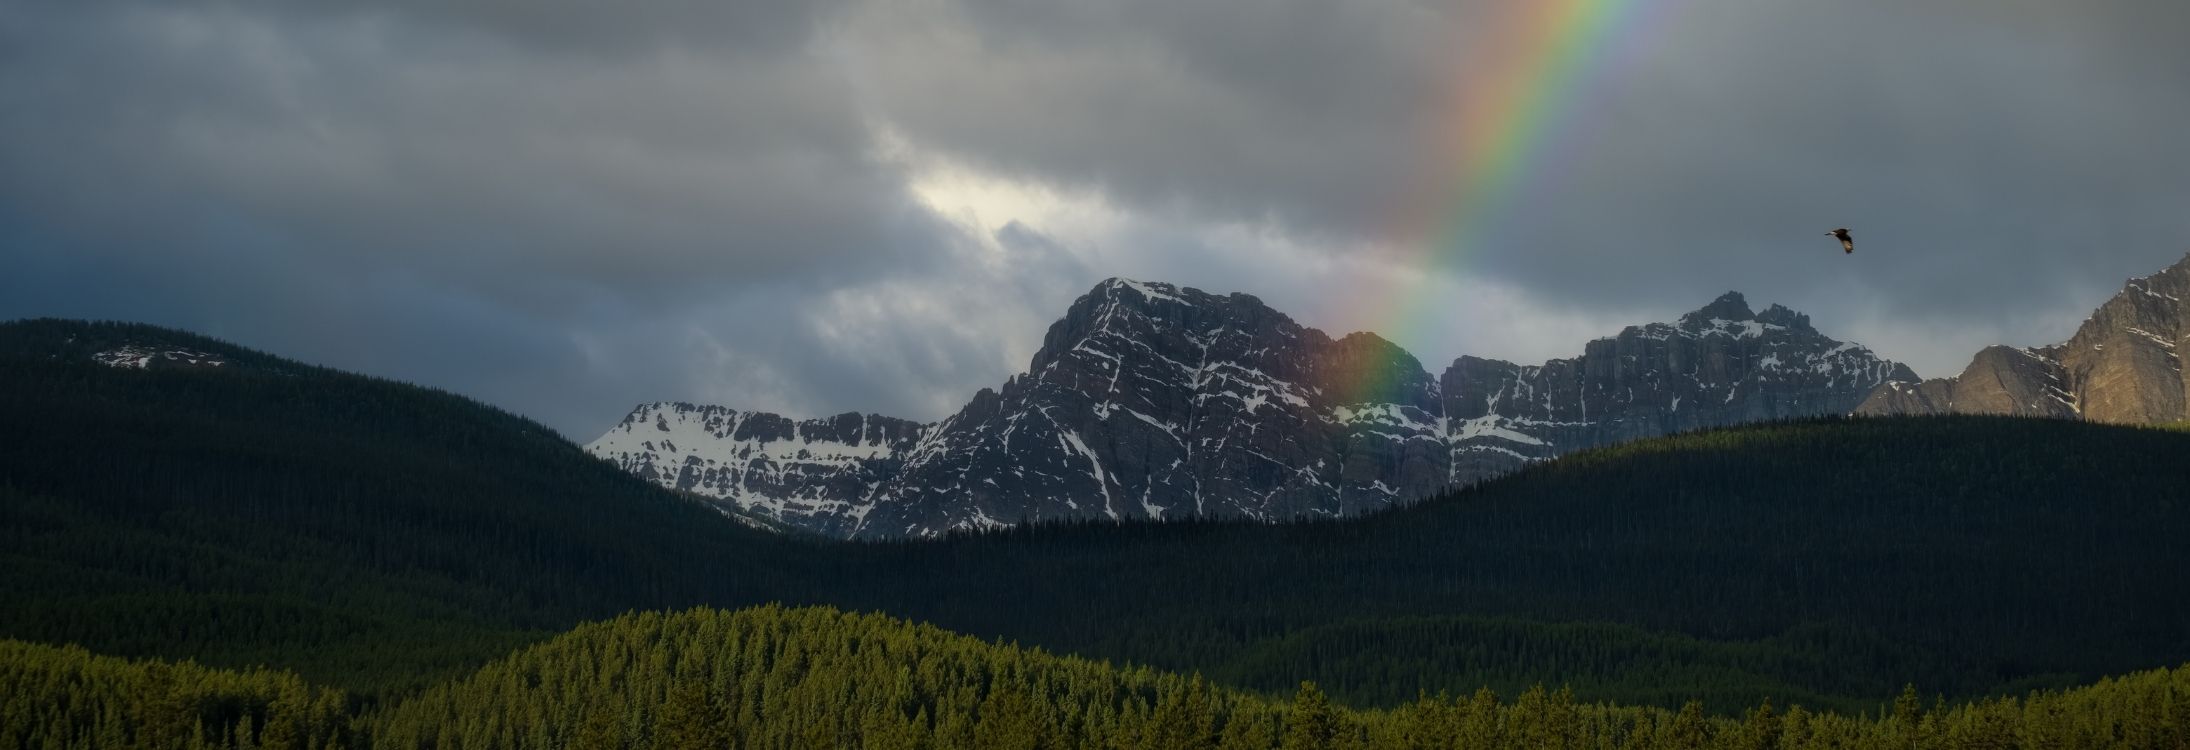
[587,403,930,534]
[594,280,1910,539]
[1859,253,2190,424]
[846,279,1467,537]
[1440,293,1916,478]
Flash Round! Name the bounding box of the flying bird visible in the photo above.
[1827,228,1854,254]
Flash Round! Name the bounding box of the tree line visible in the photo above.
[8,606,2190,749]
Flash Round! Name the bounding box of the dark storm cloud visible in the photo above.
[3,2,936,296]
[223,0,856,58]
[844,0,2190,371]
[1482,1,2190,315]
[0,0,988,434]
[844,0,1450,245]
[5,0,2187,437]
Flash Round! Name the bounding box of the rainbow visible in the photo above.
[1344,0,1662,404]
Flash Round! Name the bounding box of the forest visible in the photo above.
[8,606,2189,749]
[5,318,2190,743]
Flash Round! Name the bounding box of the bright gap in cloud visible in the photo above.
[897,146,1659,376]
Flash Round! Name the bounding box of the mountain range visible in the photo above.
[594,252,2190,538]
[590,279,1911,537]
[1859,253,2190,423]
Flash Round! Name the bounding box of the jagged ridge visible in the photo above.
[1859,252,2190,423]
[592,280,1910,538]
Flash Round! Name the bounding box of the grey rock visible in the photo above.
[1859,252,2190,424]
[1442,292,1914,473]
[587,402,927,536]
[594,280,1910,538]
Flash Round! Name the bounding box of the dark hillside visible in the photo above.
[853,415,2190,708]
[0,319,798,692]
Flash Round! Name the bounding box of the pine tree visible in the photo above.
[655,678,728,750]
[1660,700,1707,750]
[972,688,1042,750]
[577,701,624,750]
[1281,682,1341,750]
[1218,713,1276,750]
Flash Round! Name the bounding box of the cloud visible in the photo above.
[222,0,859,59]
[5,0,2187,434]
[831,0,1449,246]
[825,0,2190,378]
[0,1,983,433]
[3,2,947,302]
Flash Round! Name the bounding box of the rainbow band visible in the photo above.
[1360,0,1655,407]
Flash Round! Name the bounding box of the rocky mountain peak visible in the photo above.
[1319,331,1438,409]
[1682,291,1756,326]
[1030,278,1304,374]
[2110,252,2190,313]
[1860,252,2190,424]
[1093,277,1182,305]
[1755,304,1814,332]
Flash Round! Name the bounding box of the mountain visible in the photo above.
[588,403,929,531]
[593,279,1912,537]
[9,319,2190,710]
[1442,291,1915,477]
[0,319,797,693]
[1859,252,2190,422]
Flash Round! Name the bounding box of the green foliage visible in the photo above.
[9,607,2190,750]
[1280,682,1343,750]
[0,639,352,750]
[1201,616,1885,711]
[367,605,1285,749]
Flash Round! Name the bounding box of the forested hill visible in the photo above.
[10,606,2190,750]
[5,318,2190,712]
[0,319,803,691]
[857,415,2190,709]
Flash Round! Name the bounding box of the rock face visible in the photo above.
[1444,292,1917,478]
[853,280,1453,537]
[1857,253,2190,424]
[593,279,1910,538]
[588,404,929,535]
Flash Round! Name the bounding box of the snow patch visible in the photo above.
[94,345,227,369]
[2125,327,2178,349]
[585,403,931,526]
[1055,427,1121,520]
[1448,415,1548,446]
[1112,278,1186,305]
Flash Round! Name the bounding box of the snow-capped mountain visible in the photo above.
[587,405,928,535]
[1858,252,2190,423]
[591,278,1911,538]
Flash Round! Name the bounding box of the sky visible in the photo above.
[4,0,2188,438]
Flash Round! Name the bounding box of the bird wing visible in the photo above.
[1840,237,1854,253]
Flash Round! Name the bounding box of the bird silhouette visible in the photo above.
[1827,228,1854,254]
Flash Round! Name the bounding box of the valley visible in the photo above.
[6,316,2190,742]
